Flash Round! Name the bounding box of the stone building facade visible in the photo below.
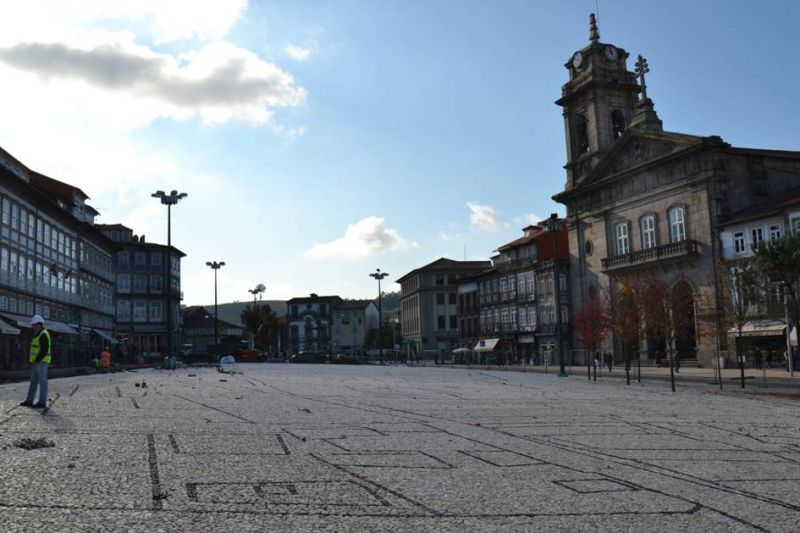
[553,15,800,367]
[397,258,490,360]
[467,223,569,364]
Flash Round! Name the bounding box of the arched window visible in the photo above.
[615,222,629,255]
[576,115,590,154]
[669,207,686,242]
[611,111,625,140]
[641,215,656,249]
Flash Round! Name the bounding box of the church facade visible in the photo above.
[553,15,800,366]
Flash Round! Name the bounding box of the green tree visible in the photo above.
[240,304,280,353]
[752,233,800,348]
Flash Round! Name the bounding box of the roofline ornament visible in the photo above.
[589,13,600,43]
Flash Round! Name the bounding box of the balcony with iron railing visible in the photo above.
[601,239,699,272]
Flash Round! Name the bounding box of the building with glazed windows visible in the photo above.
[0,146,118,370]
[331,299,378,356]
[553,15,800,366]
[467,223,569,364]
[397,258,491,361]
[96,223,184,362]
[286,294,342,355]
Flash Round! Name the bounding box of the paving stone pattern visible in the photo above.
[0,365,799,532]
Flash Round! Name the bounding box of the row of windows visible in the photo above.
[81,242,113,275]
[478,304,570,329]
[401,296,419,336]
[436,314,457,330]
[119,250,162,269]
[435,293,458,305]
[117,300,163,322]
[732,219,800,255]
[117,274,163,294]
[614,206,687,256]
[290,303,329,317]
[1,196,78,261]
[0,248,78,294]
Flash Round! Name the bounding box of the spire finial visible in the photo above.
[634,54,650,100]
[589,13,600,43]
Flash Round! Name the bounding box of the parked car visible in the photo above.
[236,348,263,362]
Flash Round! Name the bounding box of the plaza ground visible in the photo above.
[1,364,799,532]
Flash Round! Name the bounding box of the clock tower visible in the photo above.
[556,14,641,189]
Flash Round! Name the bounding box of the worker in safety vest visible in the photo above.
[100,347,111,371]
[20,314,51,409]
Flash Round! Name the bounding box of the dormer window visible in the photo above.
[611,111,625,140]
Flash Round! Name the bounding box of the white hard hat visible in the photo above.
[30,314,44,326]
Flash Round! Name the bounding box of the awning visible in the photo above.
[1,313,33,329]
[93,328,118,345]
[0,313,79,334]
[473,338,500,352]
[728,320,786,337]
[0,317,20,335]
[452,347,471,354]
[47,321,79,334]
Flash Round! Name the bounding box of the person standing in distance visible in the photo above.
[20,314,51,409]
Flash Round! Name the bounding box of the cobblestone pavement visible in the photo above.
[1,364,799,532]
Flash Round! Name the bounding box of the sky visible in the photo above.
[0,0,797,306]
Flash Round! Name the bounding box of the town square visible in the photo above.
[0,2,799,531]
[2,364,800,532]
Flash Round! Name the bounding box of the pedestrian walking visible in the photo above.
[20,315,51,409]
[605,351,612,373]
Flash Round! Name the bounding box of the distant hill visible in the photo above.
[189,300,287,327]
[185,293,401,326]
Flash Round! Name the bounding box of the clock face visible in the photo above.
[604,45,618,61]
[572,52,583,69]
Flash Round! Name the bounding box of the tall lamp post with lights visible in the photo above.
[206,261,225,346]
[248,284,266,350]
[370,268,389,364]
[546,213,567,377]
[152,190,187,366]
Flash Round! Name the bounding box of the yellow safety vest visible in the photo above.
[29,329,52,364]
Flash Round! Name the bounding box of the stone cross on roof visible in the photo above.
[634,54,650,100]
[589,13,600,43]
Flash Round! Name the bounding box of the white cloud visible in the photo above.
[0,1,249,45]
[512,213,544,227]
[284,44,312,62]
[303,216,412,260]
[467,201,503,231]
[0,39,307,127]
[438,230,467,242]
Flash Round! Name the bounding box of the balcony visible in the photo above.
[517,292,535,303]
[601,240,699,273]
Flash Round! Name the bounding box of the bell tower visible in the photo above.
[556,14,640,189]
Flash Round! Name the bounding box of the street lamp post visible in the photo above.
[784,283,794,378]
[249,283,266,309]
[151,190,187,368]
[370,268,389,364]
[248,284,266,350]
[206,261,225,346]
[546,213,567,377]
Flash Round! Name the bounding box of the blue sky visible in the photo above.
[0,1,796,305]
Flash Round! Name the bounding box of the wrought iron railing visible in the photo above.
[601,239,698,271]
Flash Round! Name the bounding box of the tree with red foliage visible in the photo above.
[573,289,610,379]
[636,270,695,392]
[607,277,641,385]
